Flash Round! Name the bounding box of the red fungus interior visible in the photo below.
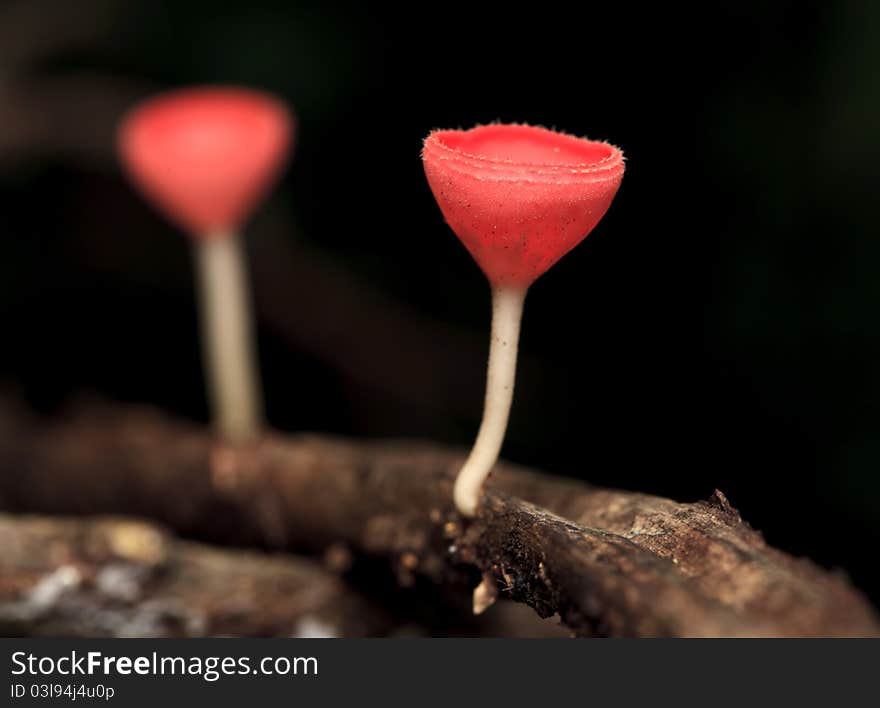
[437,125,614,167]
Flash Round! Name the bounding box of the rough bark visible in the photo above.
[0,397,877,637]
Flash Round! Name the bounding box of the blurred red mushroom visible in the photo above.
[422,123,624,516]
[118,86,293,441]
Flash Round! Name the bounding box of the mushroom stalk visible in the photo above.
[454,285,526,516]
[194,231,263,441]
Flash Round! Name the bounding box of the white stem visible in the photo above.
[195,232,263,442]
[454,285,527,516]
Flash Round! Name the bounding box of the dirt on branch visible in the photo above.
[0,397,877,637]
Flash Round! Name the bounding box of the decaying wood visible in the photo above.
[0,398,877,637]
[0,512,562,638]
[0,513,389,637]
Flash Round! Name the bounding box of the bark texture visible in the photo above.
[0,397,877,637]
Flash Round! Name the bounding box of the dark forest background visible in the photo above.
[1,0,879,603]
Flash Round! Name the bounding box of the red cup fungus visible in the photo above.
[422,123,624,516]
[118,86,293,442]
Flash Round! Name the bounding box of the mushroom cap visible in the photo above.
[118,86,293,236]
[422,124,624,287]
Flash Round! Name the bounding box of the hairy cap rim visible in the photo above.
[422,123,624,173]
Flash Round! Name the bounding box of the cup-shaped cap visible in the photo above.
[422,124,624,287]
[118,86,293,236]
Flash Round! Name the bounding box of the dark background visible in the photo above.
[1,1,879,604]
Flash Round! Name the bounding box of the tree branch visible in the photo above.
[0,513,389,637]
[0,397,876,637]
